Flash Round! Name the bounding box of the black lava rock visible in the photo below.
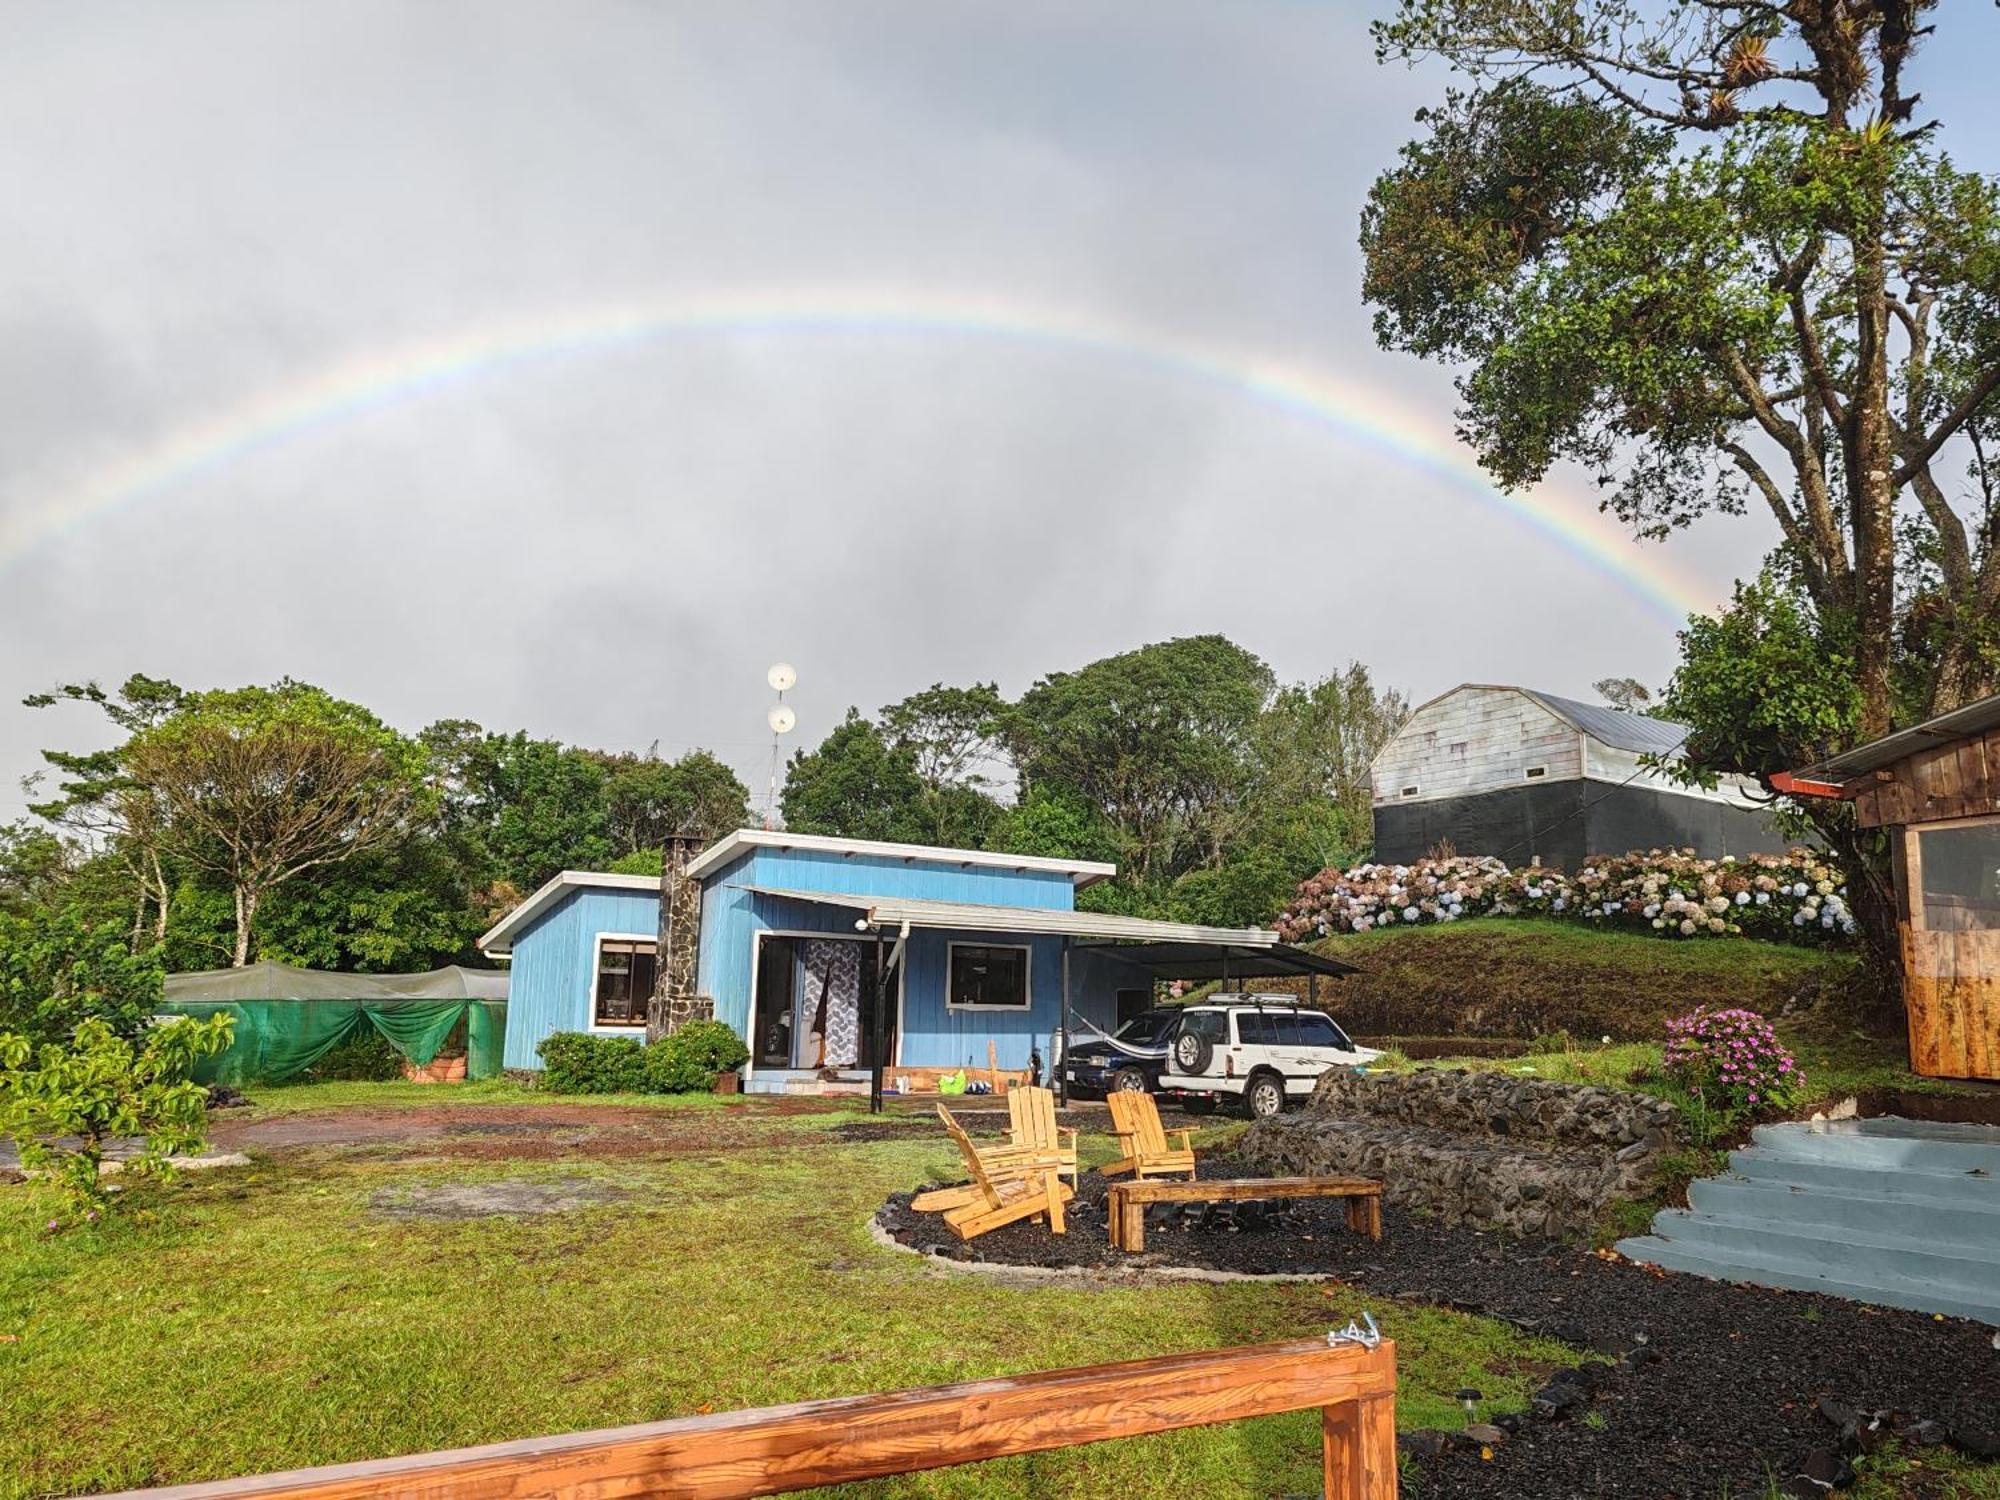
[1950,1423,2000,1459]
[1397,1431,1452,1459]
[1531,1379,1587,1419]
[1795,1446,1854,1488]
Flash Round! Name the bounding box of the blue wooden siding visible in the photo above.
[502,886,661,1069]
[897,928,1072,1070]
[736,847,1078,909]
[510,846,1127,1074]
[688,845,1120,1072]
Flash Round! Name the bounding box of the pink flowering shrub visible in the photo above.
[1662,1006,1803,1116]
[1274,847,1853,948]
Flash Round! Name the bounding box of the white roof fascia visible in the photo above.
[684,829,1116,888]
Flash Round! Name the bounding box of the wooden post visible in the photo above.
[1057,939,1072,1106]
[870,931,886,1115]
[987,1039,1002,1095]
[1322,1390,1399,1499]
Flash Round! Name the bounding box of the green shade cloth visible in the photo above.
[157,963,508,1085]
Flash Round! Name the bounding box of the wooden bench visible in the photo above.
[1107,1175,1384,1253]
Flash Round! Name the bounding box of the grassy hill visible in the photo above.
[1300,918,1857,1044]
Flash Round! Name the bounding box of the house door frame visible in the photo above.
[746,929,907,1080]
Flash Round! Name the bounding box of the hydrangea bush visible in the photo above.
[1274,847,1853,948]
[1661,1006,1803,1116]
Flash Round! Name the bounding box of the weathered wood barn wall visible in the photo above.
[1371,685,1782,870]
[1817,695,2000,1081]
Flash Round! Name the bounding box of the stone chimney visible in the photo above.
[648,830,710,1041]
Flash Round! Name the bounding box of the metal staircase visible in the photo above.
[1616,1117,2000,1326]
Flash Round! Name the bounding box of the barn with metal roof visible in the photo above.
[1369,683,1785,870]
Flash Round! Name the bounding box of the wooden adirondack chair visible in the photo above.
[1103,1091,1197,1180]
[1006,1086,1079,1188]
[926,1104,1071,1239]
[911,1103,1066,1215]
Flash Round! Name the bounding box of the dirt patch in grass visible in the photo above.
[210,1103,862,1163]
[368,1177,631,1221]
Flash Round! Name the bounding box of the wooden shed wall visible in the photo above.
[1862,729,2000,1080]
[1854,729,2000,829]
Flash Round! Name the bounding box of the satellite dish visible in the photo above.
[767,704,798,735]
[767,662,798,693]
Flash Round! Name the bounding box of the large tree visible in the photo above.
[1008,636,1276,883]
[878,682,1009,847]
[24,676,188,947]
[125,683,430,965]
[1361,3,2000,735]
[598,749,753,855]
[780,710,934,844]
[1251,663,1410,860]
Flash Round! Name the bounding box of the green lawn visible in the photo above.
[0,1090,1570,1499]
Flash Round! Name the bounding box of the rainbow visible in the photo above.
[0,291,1714,621]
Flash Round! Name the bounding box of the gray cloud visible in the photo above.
[6,1,1997,821]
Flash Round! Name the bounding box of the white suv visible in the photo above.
[1159,995,1381,1119]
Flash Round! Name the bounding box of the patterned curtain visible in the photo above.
[800,939,863,1068]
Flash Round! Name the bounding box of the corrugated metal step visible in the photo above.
[1750,1119,2000,1176]
[1641,1207,2000,1295]
[1686,1174,2000,1251]
[1617,1116,2000,1327]
[1727,1144,2000,1200]
[1613,1234,2000,1326]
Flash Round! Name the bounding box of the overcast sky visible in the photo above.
[6,1,2000,822]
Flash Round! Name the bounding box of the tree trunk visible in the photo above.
[150,850,170,946]
[1847,223,1899,739]
[1820,817,1902,1018]
[232,886,258,968]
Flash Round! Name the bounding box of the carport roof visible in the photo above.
[1072,940,1358,980]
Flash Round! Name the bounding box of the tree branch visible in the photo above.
[1894,364,2000,485]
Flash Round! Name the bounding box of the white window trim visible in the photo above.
[1399,784,1420,798]
[1524,765,1548,779]
[944,940,1034,1012]
[588,931,658,1033]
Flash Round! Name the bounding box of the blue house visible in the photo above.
[479,829,1345,1092]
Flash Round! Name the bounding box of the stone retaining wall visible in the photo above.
[1242,1067,1677,1238]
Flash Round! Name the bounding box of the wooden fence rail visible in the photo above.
[106,1336,1398,1500]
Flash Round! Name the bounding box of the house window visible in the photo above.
[947,944,1030,1009]
[1914,819,2000,933]
[1400,785,1420,798]
[1524,765,1548,779]
[594,938,657,1027]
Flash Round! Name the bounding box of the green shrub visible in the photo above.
[0,1013,235,1219]
[303,1026,404,1082]
[646,1019,750,1093]
[0,906,165,1046]
[536,1032,648,1094]
[537,1022,750,1095]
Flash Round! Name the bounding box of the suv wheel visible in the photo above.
[1244,1072,1286,1120]
[1172,1027,1214,1075]
[1109,1066,1150,1094]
